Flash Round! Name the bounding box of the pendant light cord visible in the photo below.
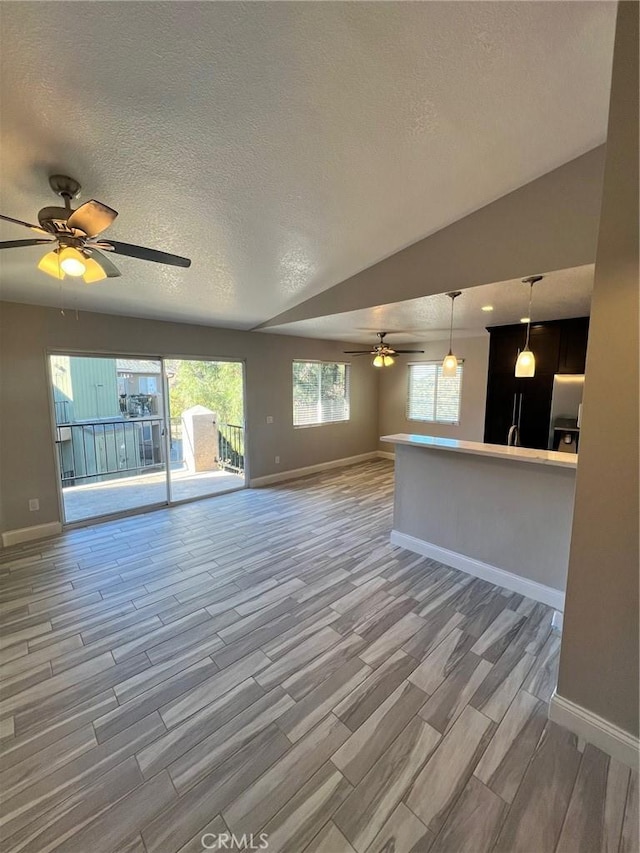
[448,295,454,354]
[525,281,533,349]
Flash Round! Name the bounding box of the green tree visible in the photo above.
[168,360,244,425]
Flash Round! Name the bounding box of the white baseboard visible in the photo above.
[549,692,639,771]
[2,521,63,548]
[390,530,565,611]
[377,450,395,460]
[249,452,379,488]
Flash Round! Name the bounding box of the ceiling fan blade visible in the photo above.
[67,200,118,237]
[87,248,121,278]
[102,240,191,268]
[392,349,426,354]
[0,213,49,235]
[0,238,54,250]
[343,350,375,355]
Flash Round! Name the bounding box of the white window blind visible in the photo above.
[407,362,463,424]
[293,361,350,427]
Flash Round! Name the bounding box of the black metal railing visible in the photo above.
[218,423,245,474]
[55,417,164,486]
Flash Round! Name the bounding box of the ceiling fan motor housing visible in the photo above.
[37,206,73,234]
[37,175,82,233]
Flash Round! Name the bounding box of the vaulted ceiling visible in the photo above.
[0,2,616,333]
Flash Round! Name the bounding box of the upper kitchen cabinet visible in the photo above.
[487,317,589,377]
[487,321,565,376]
[558,317,590,373]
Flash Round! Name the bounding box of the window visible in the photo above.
[407,361,463,424]
[293,361,350,427]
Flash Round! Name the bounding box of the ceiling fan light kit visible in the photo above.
[515,275,543,378]
[58,246,87,276]
[373,354,394,368]
[344,332,424,367]
[442,291,462,378]
[0,175,192,286]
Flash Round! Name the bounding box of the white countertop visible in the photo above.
[380,434,578,469]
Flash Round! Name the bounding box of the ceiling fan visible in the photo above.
[344,331,424,367]
[0,175,191,283]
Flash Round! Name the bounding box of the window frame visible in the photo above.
[292,359,351,429]
[406,360,464,426]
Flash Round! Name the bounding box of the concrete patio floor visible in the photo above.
[62,466,245,522]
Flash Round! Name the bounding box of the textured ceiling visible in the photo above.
[0,2,615,329]
[262,265,594,344]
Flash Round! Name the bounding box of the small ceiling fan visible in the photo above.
[344,332,424,367]
[0,175,191,283]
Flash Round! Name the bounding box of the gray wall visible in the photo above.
[394,444,575,592]
[378,335,489,451]
[557,1,639,736]
[0,301,379,535]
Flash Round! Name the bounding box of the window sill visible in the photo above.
[293,420,350,429]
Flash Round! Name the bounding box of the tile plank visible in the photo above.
[333,716,441,852]
[405,704,494,835]
[493,722,581,853]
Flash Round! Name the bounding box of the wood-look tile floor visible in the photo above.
[0,460,637,853]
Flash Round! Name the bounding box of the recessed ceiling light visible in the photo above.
[481,305,493,312]
[520,317,530,323]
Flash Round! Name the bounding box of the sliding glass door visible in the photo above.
[50,354,168,523]
[49,353,246,524]
[166,359,246,502]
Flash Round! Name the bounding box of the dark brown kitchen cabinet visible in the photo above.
[558,317,590,373]
[484,317,589,449]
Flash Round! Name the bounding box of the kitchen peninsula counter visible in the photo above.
[382,434,578,609]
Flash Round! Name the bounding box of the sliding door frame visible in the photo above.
[46,347,249,528]
[162,355,248,506]
[46,349,169,528]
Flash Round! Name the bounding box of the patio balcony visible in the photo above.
[56,416,245,522]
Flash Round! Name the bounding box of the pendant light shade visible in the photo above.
[515,276,543,379]
[515,347,535,378]
[442,353,458,378]
[442,291,461,377]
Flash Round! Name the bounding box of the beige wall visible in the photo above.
[378,335,489,451]
[0,302,379,535]
[557,1,639,736]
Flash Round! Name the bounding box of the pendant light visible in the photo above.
[442,291,461,377]
[515,275,543,378]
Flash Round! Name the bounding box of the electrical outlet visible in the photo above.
[275,456,280,464]
[266,416,274,424]
[28,498,40,511]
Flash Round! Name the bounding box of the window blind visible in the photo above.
[293,361,350,426]
[407,362,463,424]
